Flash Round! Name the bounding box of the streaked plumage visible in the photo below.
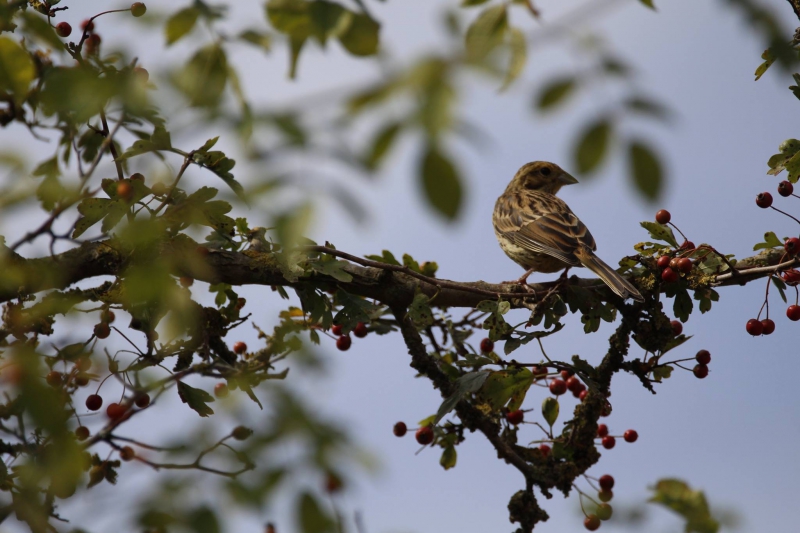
[493,161,644,302]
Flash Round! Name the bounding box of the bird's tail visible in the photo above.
[574,246,644,302]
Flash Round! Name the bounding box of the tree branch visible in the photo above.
[787,0,800,22]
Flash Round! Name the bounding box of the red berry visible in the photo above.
[584,515,601,531]
[788,305,800,321]
[134,393,150,408]
[560,369,574,380]
[695,349,711,365]
[669,257,680,270]
[131,2,147,17]
[81,19,94,32]
[598,474,615,491]
[353,322,368,338]
[75,426,90,441]
[676,257,692,273]
[86,394,103,411]
[761,319,775,335]
[656,255,671,269]
[325,472,343,493]
[655,209,671,224]
[75,375,90,387]
[661,267,678,283]
[623,429,638,443]
[102,310,115,324]
[785,237,800,255]
[756,192,773,208]
[779,180,794,197]
[680,240,695,251]
[538,444,551,457]
[233,341,247,354]
[549,379,567,396]
[506,410,524,425]
[85,33,101,54]
[782,270,800,285]
[598,489,613,502]
[46,371,63,387]
[579,390,588,401]
[393,422,407,437]
[196,246,210,257]
[597,424,608,437]
[532,365,548,378]
[415,426,434,445]
[693,364,709,379]
[106,402,127,420]
[119,446,135,461]
[745,318,763,336]
[56,22,72,37]
[601,436,616,449]
[670,320,682,336]
[214,382,229,398]
[480,338,494,353]
[566,376,582,393]
[336,335,352,351]
[116,181,133,202]
[331,324,343,336]
[236,297,246,310]
[94,322,110,339]
[571,382,586,398]
[179,276,194,287]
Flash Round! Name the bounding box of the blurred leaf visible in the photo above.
[0,37,34,104]
[465,5,507,62]
[419,144,463,220]
[501,27,526,90]
[239,29,272,52]
[173,45,228,107]
[435,371,490,424]
[177,381,215,417]
[649,479,719,533]
[573,119,612,174]
[117,125,173,161]
[308,1,351,44]
[624,96,670,120]
[364,121,402,169]
[308,258,353,282]
[640,221,679,248]
[40,66,121,123]
[537,77,576,110]
[297,492,336,533]
[187,507,220,533]
[639,0,656,9]
[21,11,65,51]
[289,34,307,78]
[462,0,491,5]
[165,6,200,45]
[440,445,457,470]
[338,13,380,56]
[628,140,663,201]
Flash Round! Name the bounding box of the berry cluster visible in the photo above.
[332,322,369,351]
[653,210,696,283]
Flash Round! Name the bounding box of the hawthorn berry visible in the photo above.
[598,474,615,491]
[236,297,246,310]
[506,410,524,425]
[680,240,695,251]
[94,322,111,339]
[598,489,613,502]
[560,369,574,380]
[233,341,247,354]
[86,394,103,411]
[75,426,90,441]
[76,357,92,372]
[745,318,763,336]
[785,237,800,256]
[116,181,133,202]
[661,267,678,283]
[670,320,683,336]
[336,335,352,351]
[538,444,551,457]
[532,365,548,378]
[596,503,613,521]
[676,257,692,273]
[584,515,601,531]
[549,379,567,396]
[693,364,709,379]
[101,309,116,324]
[46,371,63,387]
[597,424,609,438]
[393,422,407,437]
[778,180,794,197]
[657,255,671,269]
[75,375,90,387]
[669,257,679,270]
[623,429,638,443]
[331,324,343,336]
[571,382,586,398]
[325,472,343,493]
[415,426,434,445]
[566,376,582,393]
[134,66,149,83]
[756,192,773,208]
[232,426,253,440]
[214,382,229,398]
[601,436,616,449]
[119,446,135,461]
[179,276,194,287]
[695,349,711,365]
[130,172,145,182]
[85,33,101,54]
[579,390,588,401]
[134,393,150,408]
[788,305,800,321]
[56,22,72,37]
[106,402,127,421]
[782,270,800,284]
[353,322,368,338]
[480,338,494,353]
[81,19,94,33]
[761,318,775,335]
[655,209,671,224]
[130,2,147,17]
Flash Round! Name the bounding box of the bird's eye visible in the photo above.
[539,167,552,176]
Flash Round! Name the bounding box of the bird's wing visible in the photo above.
[494,193,596,266]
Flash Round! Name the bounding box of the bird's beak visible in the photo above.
[558,172,579,186]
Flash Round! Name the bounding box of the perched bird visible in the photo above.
[493,161,644,302]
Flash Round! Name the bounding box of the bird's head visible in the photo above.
[506,161,578,195]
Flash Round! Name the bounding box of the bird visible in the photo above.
[493,161,644,302]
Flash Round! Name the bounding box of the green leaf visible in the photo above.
[501,28,526,90]
[365,250,401,266]
[267,0,311,34]
[624,96,670,120]
[573,119,612,174]
[652,365,673,380]
[462,0,491,5]
[21,11,65,51]
[165,7,200,45]
[308,259,353,282]
[542,397,559,427]
[435,371,490,424]
[338,13,380,56]
[0,37,35,104]
[238,30,272,52]
[364,122,402,169]
[640,221,679,248]
[628,140,663,201]
[464,5,507,62]
[771,276,788,303]
[480,368,533,411]
[73,198,113,238]
[177,381,215,417]
[649,479,720,533]
[753,231,782,250]
[536,77,577,111]
[173,45,228,107]
[419,144,463,220]
[117,126,173,161]
[408,292,434,329]
[308,1,352,45]
[638,0,656,9]
[297,492,336,533]
[673,288,693,322]
[288,34,307,79]
[440,446,457,470]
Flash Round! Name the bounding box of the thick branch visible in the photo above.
[788,0,800,22]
